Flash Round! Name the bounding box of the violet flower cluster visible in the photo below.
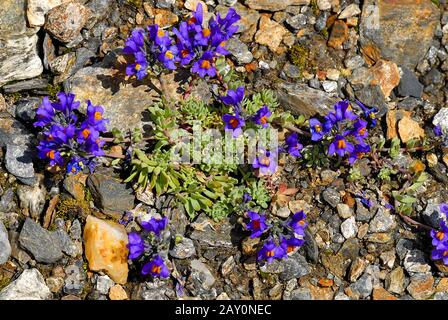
[127,216,170,278]
[309,99,377,164]
[244,210,307,263]
[33,92,108,174]
[220,87,278,175]
[430,204,448,266]
[123,3,240,79]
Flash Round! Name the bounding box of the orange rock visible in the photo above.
[327,20,349,49]
[370,60,400,97]
[255,16,287,52]
[386,110,411,140]
[109,284,128,300]
[83,215,129,284]
[398,116,425,144]
[154,9,179,27]
[372,287,398,300]
[318,278,334,287]
[436,278,448,292]
[360,43,381,67]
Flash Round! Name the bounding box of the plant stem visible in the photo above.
[281,124,312,137]
[396,211,433,231]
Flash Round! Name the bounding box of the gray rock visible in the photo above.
[289,288,313,300]
[341,217,358,239]
[156,0,176,8]
[396,238,414,261]
[337,203,353,219]
[422,68,444,86]
[303,228,319,263]
[354,85,388,117]
[322,188,340,208]
[369,207,396,233]
[359,0,439,69]
[338,4,361,19]
[422,199,446,229]
[96,275,114,295]
[19,218,63,264]
[0,268,51,300]
[275,81,338,117]
[315,11,329,32]
[385,266,405,294]
[87,172,135,217]
[397,97,424,111]
[344,55,365,70]
[190,214,241,248]
[55,228,80,258]
[14,98,40,122]
[397,67,423,98]
[227,38,253,65]
[279,253,311,281]
[286,14,307,30]
[64,263,85,295]
[85,0,115,29]
[3,79,48,94]
[70,219,82,241]
[244,0,311,12]
[0,221,11,264]
[27,0,66,27]
[0,188,17,215]
[190,259,216,290]
[322,80,338,93]
[45,2,91,43]
[349,272,373,299]
[16,184,46,220]
[5,144,35,182]
[169,236,196,259]
[0,0,43,87]
[403,249,431,274]
[433,292,448,300]
[282,63,301,79]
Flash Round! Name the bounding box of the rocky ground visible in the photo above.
[1,0,448,300]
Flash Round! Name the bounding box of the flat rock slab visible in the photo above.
[244,0,310,11]
[0,221,11,264]
[0,269,51,300]
[275,81,339,117]
[65,51,160,133]
[0,0,42,87]
[359,0,440,69]
[19,218,63,264]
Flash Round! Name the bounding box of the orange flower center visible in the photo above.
[314,125,321,132]
[201,60,211,70]
[260,156,270,166]
[135,64,142,71]
[260,116,268,124]
[444,250,448,257]
[252,220,260,230]
[266,250,274,257]
[219,41,226,47]
[287,246,295,253]
[202,28,211,37]
[165,50,174,59]
[157,29,165,37]
[48,134,53,140]
[82,129,90,139]
[297,219,305,226]
[229,118,239,129]
[181,49,189,58]
[356,152,364,159]
[94,112,102,120]
[151,265,161,274]
[46,150,55,159]
[437,232,445,241]
[359,127,366,136]
[337,139,346,149]
[188,17,196,25]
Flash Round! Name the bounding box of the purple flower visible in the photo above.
[191,51,216,78]
[280,236,305,255]
[148,25,171,48]
[431,221,448,248]
[431,244,448,266]
[441,203,448,215]
[194,25,212,46]
[127,232,145,260]
[126,51,148,80]
[141,217,168,236]
[243,193,252,203]
[66,156,88,175]
[187,3,204,30]
[348,143,371,164]
[221,86,245,107]
[222,113,245,138]
[37,141,64,167]
[246,211,268,238]
[257,239,285,263]
[214,7,240,39]
[328,134,355,157]
[332,100,358,122]
[34,97,56,127]
[355,99,377,128]
[158,46,178,70]
[86,101,108,132]
[252,149,277,175]
[123,29,146,55]
[288,211,307,236]
[434,125,443,137]
[309,118,327,141]
[141,255,170,278]
[351,119,368,141]
[285,132,303,157]
[253,106,271,128]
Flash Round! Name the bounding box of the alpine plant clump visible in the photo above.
[33,92,108,174]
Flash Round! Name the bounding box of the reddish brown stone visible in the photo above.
[372,287,398,300]
[327,20,349,49]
